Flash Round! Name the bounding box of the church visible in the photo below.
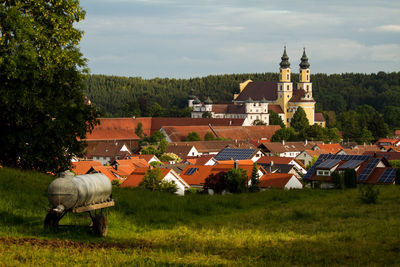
[189,47,325,127]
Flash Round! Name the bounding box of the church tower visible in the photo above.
[297,48,313,99]
[277,46,293,126]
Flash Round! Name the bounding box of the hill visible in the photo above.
[1,167,400,265]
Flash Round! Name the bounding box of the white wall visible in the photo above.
[284,176,303,189]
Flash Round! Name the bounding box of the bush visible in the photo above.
[359,184,379,204]
[112,179,121,187]
[330,171,343,189]
[185,188,199,195]
[226,168,248,194]
[203,172,227,194]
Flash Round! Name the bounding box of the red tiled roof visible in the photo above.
[72,161,103,175]
[120,167,148,188]
[185,155,215,165]
[257,156,294,165]
[90,166,120,182]
[151,118,244,133]
[376,138,399,145]
[259,173,295,188]
[268,104,284,114]
[85,141,132,158]
[235,81,278,101]
[212,104,246,114]
[166,144,196,158]
[314,113,325,122]
[213,125,281,141]
[316,144,343,154]
[162,126,213,142]
[362,151,400,161]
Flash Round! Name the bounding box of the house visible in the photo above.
[180,161,266,192]
[71,160,103,175]
[303,154,395,188]
[84,141,132,165]
[189,47,325,127]
[168,140,255,155]
[376,138,400,147]
[257,156,306,177]
[215,148,264,162]
[296,149,326,167]
[259,173,303,189]
[120,168,189,196]
[362,151,400,161]
[312,143,343,154]
[259,141,319,157]
[184,155,217,166]
[136,154,161,164]
[165,143,199,158]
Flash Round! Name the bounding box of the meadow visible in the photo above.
[1,167,400,266]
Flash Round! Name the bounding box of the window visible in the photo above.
[287,95,290,98]
[287,74,289,80]
[287,85,289,90]
[307,85,309,90]
[307,75,309,80]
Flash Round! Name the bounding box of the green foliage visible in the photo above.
[202,111,212,118]
[359,184,379,204]
[389,160,400,169]
[0,0,100,174]
[252,119,266,125]
[142,168,177,193]
[112,179,122,187]
[204,132,215,141]
[186,131,201,141]
[271,127,299,142]
[226,168,248,194]
[149,161,163,167]
[306,156,318,170]
[360,127,374,144]
[140,146,158,155]
[157,139,169,157]
[344,169,357,188]
[135,122,144,138]
[330,171,343,189]
[269,110,285,128]
[249,163,260,192]
[159,153,181,162]
[291,107,309,133]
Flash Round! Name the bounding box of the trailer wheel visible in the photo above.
[93,214,108,237]
[44,212,59,229]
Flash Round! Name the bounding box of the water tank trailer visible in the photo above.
[45,172,115,236]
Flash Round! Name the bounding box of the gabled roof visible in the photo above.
[169,140,254,154]
[72,160,103,175]
[212,104,246,114]
[88,166,121,182]
[362,151,400,161]
[162,126,214,142]
[235,81,278,102]
[161,163,189,174]
[85,141,132,158]
[215,148,259,161]
[315,144,343,154]
[166,144,196,158]
[185,155,215,165]
[376,138,399,145]
[261,141,318,153]
[114,158,149,170]
[289,89,315,103]
[120,167,148,188]
[259,173,297,188]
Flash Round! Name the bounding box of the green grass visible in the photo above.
[1,167,400,266]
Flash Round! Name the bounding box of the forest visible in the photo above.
[85,72,400,140]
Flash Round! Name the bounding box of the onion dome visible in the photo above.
[279,46,290,69]
[299,48,310,69]
[204,97,213,104]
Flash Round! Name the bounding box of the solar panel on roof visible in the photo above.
[338,160,363,170]
[303,157,324,179]
[377,168,396,183]
[215,148,256,161]
[185,167,198,175]
[358,158,380,182]
[316,159,341,169]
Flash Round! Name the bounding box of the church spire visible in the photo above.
[280,46,290,69]
[299,47,310,69]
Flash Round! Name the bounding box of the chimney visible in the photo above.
[234,160,239,169]
[305,139,308,145]
[282,140,285,145]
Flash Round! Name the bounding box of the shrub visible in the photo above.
[142,168,177,194]
[249,163,260,192]
[112,179,121,187]
[330,171,343,189]
[185,188,199,195]
[359,184,379,204]
[203,172,227,194]
[226,168,248,194]
[204,132,215,141]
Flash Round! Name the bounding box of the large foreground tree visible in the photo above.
[0,1,99,173]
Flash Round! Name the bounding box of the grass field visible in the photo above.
[1,167,400,266]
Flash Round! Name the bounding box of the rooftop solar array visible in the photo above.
[215,148,257,161]
[377,168,396,183]
[357,158,380,182]
[337,160,364,170]
[303,154,372,180]
[316,159,341,169]
[184,167,198,175]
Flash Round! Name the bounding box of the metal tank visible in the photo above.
[47,173,112,212]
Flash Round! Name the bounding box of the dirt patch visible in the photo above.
[0,236,152,251]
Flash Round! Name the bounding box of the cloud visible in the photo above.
[375,25,400,33]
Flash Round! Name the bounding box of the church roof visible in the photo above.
[212,104,246,114]
[268,104,284,114]
[235,81,278,101]
[299,48,310,69]
[289,89,315,103]
[314,113,325,122]
[280,46,290,69]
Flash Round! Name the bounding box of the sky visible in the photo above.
[78,0,400,78]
